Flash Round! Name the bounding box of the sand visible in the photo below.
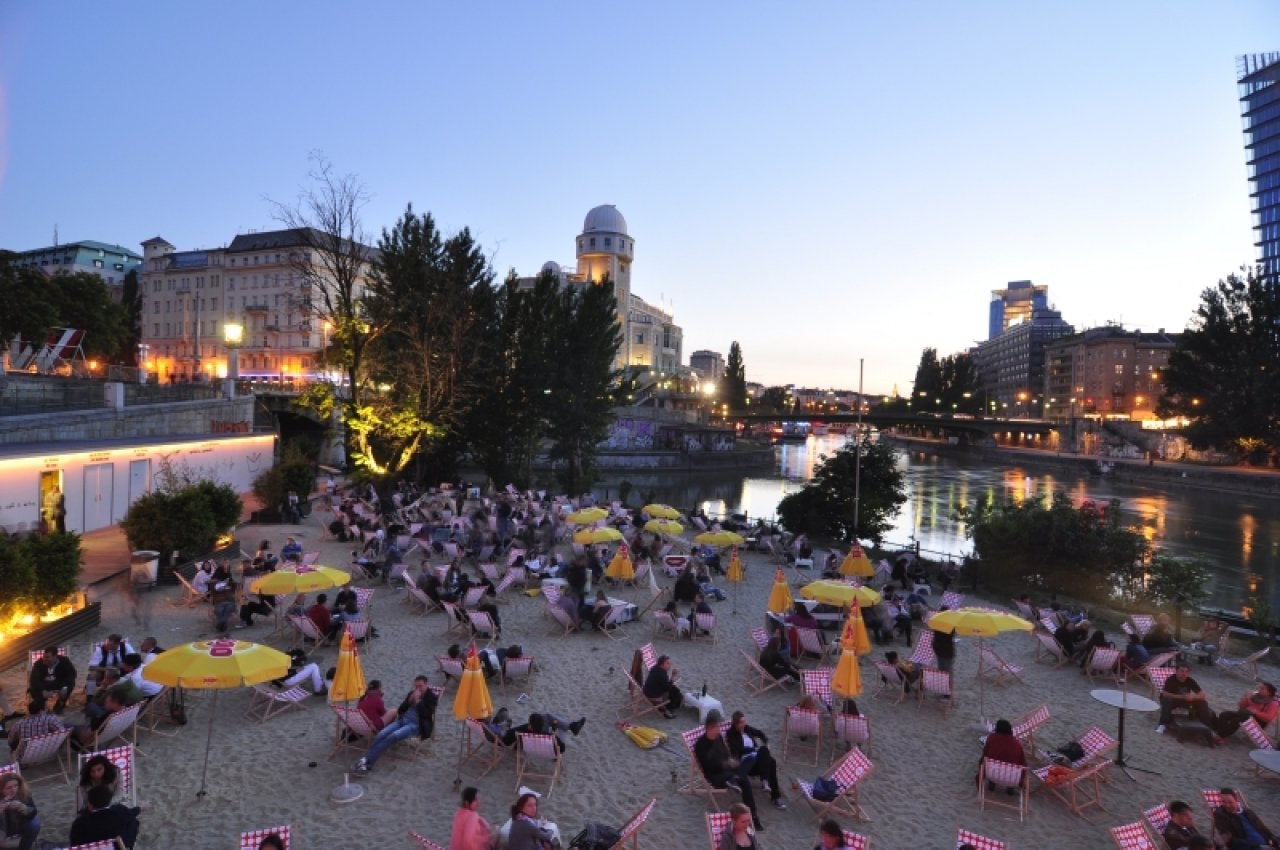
[4,520,1277,850]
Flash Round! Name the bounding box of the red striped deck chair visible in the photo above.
[794,746,875,822]
[345,618,373,654]
[516,732,562,797]
[782,704,823,765]
[611,797,657,850]
[1129,615,1155,638]
[13,727,71,783]
[480,563,502,584]
[1242,715,1274,752]
[1085,647,1123,685]
[741,649,791,696]
[1040,614,1059,634]
[462,586,488,610]
[494,571,520,598]
[27,646,69,673]
[1202,787,1245,821]
[1009,704,1050,754]
[300,551,320,566]
[500,655,536,693]
[1032,758,1112,817]
[653,609,688,640]
[546,602,578,637]
[68,840,126,850]
[1073,726,1119,773]
[409,833,446,850]
[871,660,908,703]
[833,712,872,757]
[329,705,378,761]
[92,703,142,751]
[620,668,666,723]
[1130,650,1177,694]
[1033,631,1069,667]
[679,724,734,810]
[801,667,835,712]
[978,757,1028,821]
[1142,802,1170,836]
[1012,599,1037,620]
[246,683,310,722]
[909,630,936,667]
[460,718,515,777]
[692,611,717,643]
[639,643,658,674]
[795,627,832,664]
[599,603,630,640]
[977,645,1024,686]
[467,610,499,647]
[957,828,1006,850]
[77,744,136,810]
[708,812,839,850]
[405,582,439,615]
[440,601,470,637]
[750,627,770,652]
[918,668,954,713]
[240,825,291,849]
[353,586,375,610]
[1147,667,1175,698]
[435,654,465,688]
[287,614,333,653]
[1109,820,1159,849]
[941,591,965,609]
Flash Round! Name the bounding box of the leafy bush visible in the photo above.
[252,448,316,512]
[0,542,36,621]
[192,480,243,532]
[120,474,241,563]
[0,532,80,619]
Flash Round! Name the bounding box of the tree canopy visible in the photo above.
[911,347,984,413]
[776,439,906,544]
[722,341,747,410]
[0,257,130,364]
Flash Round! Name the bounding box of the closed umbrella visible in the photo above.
[830,615,866,700]
[838,543,876,579]
[329,626,366,704]
[725,547,745,615]
[251,564,351,595]
[927,607,1033,723]
[573,527,623,545]
[605,545,635,583]
[766,568,793,615]
[566,507,609,525]
[643,504,681,520]
[144,640,290,797]
[450,642,494,785]
[644,519,684,537]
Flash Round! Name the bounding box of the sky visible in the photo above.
[0,2,1275,394]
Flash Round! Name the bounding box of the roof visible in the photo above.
[227,227,376,260]
[15,241,142,260]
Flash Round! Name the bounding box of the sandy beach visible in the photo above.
[4,520,1277,850]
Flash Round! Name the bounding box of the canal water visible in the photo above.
[597,435,1280,613]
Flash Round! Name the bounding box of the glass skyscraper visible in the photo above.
[1239,53,1280,275]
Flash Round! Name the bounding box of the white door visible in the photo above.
[128,459,151,506]
[83,464,115,531]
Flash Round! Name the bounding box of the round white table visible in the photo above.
[684,691,725,724]
[1250,748,1280,776]
[1090,688,1160,777]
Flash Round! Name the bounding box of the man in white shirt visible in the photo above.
[120,653,164,699]
[86,634,136,695]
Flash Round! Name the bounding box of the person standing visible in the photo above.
[449,786,493,850]
[931,615,956,674]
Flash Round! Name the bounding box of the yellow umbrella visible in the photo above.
[840,607,872,657]
[766,568,793,615]
[644,518,684,537]
[605,545,635,582]
[725,547,745,615]
[251,564,351,595]
[830,615,865,699]
[329,626,366,704]
[927,607,1033,722]
[643,504,681,520]
[143,639,291,796]
[838,543,876,578]
[799,580,882,608]
[566,507,609,525]
[694,530,746,547]
[451,643,493,722]
[573,526,623,545]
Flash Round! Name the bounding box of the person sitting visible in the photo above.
[931,613,956,673]
[1163,800,1206,850]
[68,785,140,849]
[719,802,758,850]
[352,675,438,775]
[787,602,821,632]
[1216,683,1280,740]
[5,700,66,752]
[118,654,163,701]
[357,680,394,733]
[642,655,682,718]
[660,600,690,637]
[501,712,586,752]
[1142,613,1179,652]
[884,595,913,645]
[280,536,303,563]
[883,651,919,692]
[673,567,700,605]
[28,648,76,713]
[191,561,214,596]
[1211,787,1277,849]
[272,649,327,696]
[1053,620,1088,662]
[726,710,787,810]
[0,771,40,850]
[257,835,286,850]
[77,755,120,809]
[758,635,801,683]
[506,791,557,850]
[253,541,278,572]
[306,593,334,638]
[1121,632,1151,671]
[450,786,493,850]
[1156,663,1220,743]
[693,711,762,830]
[903,588,931,620]
[138,638,164,665]
[815,818,849,850]
[978,719,1026,789]
[86,634,136,696]
[584,590,612,631]
[1076,628,1113,669]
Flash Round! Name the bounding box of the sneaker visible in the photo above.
[724,777,742,793]
[569,717,586,737]
[771,797,787,810]
[352,759,369,775]
[1155,724,1166,734]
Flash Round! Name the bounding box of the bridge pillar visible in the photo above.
[320,405,347,469]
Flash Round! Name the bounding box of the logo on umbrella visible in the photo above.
[208,640,237,657]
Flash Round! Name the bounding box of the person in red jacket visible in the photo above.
[306,593,332,637]
[977,718,1026,789]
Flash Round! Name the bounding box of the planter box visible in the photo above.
[0,601,101,672]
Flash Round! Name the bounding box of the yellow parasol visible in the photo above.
[644,518,684,537]
[573,526,624,545]
[766,568,794,615]
[927,607,1034,723]
[830,615,866,699]
[838,543,876,578]
[329,626,366,704]
[695,530,746,548]
[725,547,745,615]
[566,507,609,525]
[251,564,351,595]
[143,639,291,797]
[451,642,493,722]
[605,544,636,582]
[799,580,882,609]
[643,504,681,520]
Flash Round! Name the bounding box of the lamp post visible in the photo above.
[223,319,244,398]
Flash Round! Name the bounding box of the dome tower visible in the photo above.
[576,205,633,308]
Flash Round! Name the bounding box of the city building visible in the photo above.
[1238,53,1280,276]
[689,349,724,381]
[988,280,1048,340]
[520,205,683,373]
[1041,326,1177,421]
[8,240,143,294]
[140,228,365,383]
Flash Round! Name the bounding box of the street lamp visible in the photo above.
[223,319,244,397]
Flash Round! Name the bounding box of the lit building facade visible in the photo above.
[974,300,1073,416]
[1238,53,1280,276]
[988,280,1049,340]
[689,350,724,381]
[9,240,143,295]
[1041,327,1176,421]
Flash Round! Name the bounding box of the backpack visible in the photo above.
[1051,741,1085,764]
[811,776,839,802]
[569,821,622,850]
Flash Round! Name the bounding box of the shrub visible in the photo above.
[252,448,315,512]
[21,532,82,613]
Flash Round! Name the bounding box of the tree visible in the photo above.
[911,348,943,401]
[0,253,58,356]
[1158,265,1280,459]
[118,268,143,366]
[911,347,983,413]
[776,439,907,544]
[46,272,130,362]
[722,341,747,410]
[759,385,790,413]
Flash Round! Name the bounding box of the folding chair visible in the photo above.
[135,686,182,738]
[692,612,717,643]
[75,743,136,810]
[741,649,791,697]
[480,563,502,584]
[978,757,1028,821]
[1217,647,1271,680]
[440,601,470,637]
[92,703,142,751]
[1142,803,1170,837]
[976,645,1024,686]
[781,703,824,766]
[353,586,375,611]
[611,798,658,850]
[653,609,688,640]
[871,660,909,704]
[345,618,373,655]
[494,572,520,599]
[750,627,770,652]
[1147,667,1175,699]
[246,684,311,722]
[500,655,536,693]
[467,610,499,647]
[1032,758,1112,817]
[679,724,734,811]
[460,718,515,777]
[546,602,579,637]
[12,727,71,784]
[795,627,832,664]
[909,630,936,667]
[1130,650,1177,693]
[620,669,668,723]
[1084,647,1123,685]
[1129,615,1155,638]
[515,732,562,797]
[793,746,875,822]
[329,705,378,762]
[172,572,209,607]
[941,591,965,609]
[300,551,320,566]
[956,828,1006,850]
[405,583,440,615]
[1034,631,1070,667]
[833,712,872,757]
[801,668,835,712]
[1073,726,1119,773]
[239,825,291,849]
[409,832,446,850]
[435,655,465,688]
[1241,717,1276,776]
[287,614,334,654]
[1109,821,1159,850]
[462,586,488,610]
[918,668,954,713]
[1008,704,1051,755]
[1012,599,1037,620]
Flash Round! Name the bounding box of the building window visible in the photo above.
[636,333,645,344]
[605,237,612,247]
[153,324,159,336]
[1114,364,1123,375]
[114,263,125,271]
[93,259,104,268]
[590,238,596,248]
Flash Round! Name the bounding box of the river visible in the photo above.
[595,435,1280,612]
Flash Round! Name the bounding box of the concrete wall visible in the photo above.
[0,396,256,446]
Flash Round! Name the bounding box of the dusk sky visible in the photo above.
[1,3,1274,393]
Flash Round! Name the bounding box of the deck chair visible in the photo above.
[1218,646,1271,679]
[956,828,1006,850]
[679,724,734,810]
[344,618,373,655]
[239,825,291,849]
[1069,726,1119,774]
[92,703,142,751]
[1040,614,1061,634]
[750,627,770,652]
[801,667,835,713]
[976,645,1024,686]
[409,833,446,850]
[134,686,181,738]
[515,732,562,797]
[1109,821,1159,850]
[832,712,871,757]
[1084,647,1123,685]
[12,727,71,784]
[67,840,126,850]
[1007,704,1051,754]
[1034,631,1070,667]
[1129,615,1155,638]
[541,581,562,608]
[794,746,875,822]
[1130,650,1178,693]
[1147,667,1175,699]
[1142,803,1170,836]
[1242,717,1276,775]
[435,655,465,687]
[792,627,830,663]
[741,649,791,696]
[460,718,515,777]
[871,660,909,703]
[329,705,378,761]
[653,609,688,640]
[546,603,579,637]
[978,757,1028,821]
[246,684,310,722]
[440,601,470,637]
[639,642,658,673]
[692,612,717,643]
[783,704,823,765]
[500,655,536,693]
[620,668,667,723]
[461,586,488,610]
[1032,758,1112,817]
[909,630,936,667]
[76,744,136,810]
[172,572,209,607]
[287,614,333,654]
[918,668,954,713]
[1201,788,1242,820]
[610,797,657,850]
[480,563,502,584]
[1012,599,1037,620]
[493,572,520,599]
[596,603,629,640]
[405,583,440,615]
[941,591,965,609]
[467,610,499,647]
[300,551,320,566]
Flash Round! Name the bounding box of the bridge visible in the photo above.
[728,410,1059,437]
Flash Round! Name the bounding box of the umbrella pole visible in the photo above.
[197,689,218,798]
[732,579,738,616]
[454,720,465,787]
[977,637,988,731]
